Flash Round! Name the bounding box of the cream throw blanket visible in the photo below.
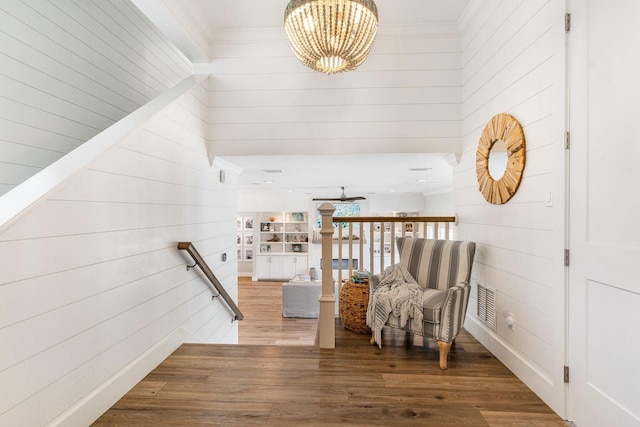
[366,264,424,348]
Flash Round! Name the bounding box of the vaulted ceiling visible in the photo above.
[135,0,472,196]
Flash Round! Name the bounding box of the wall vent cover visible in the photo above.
[477,283,497,331]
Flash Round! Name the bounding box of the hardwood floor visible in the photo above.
[237,279,318,346]
[92,279,567,426]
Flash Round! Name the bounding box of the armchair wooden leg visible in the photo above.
[370,330,376,346]
[437,341,452,370]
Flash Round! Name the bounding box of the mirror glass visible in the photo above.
[488,139,508,180]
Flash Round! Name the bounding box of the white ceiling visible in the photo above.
[222,153,455,197]
[154,0,472,196]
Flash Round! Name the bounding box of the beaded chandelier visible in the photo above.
[284,0,379,74]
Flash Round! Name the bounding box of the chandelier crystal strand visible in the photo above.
[284,0,378,74]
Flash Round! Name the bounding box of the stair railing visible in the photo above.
[330,216,457,283]
[177,242,244,321]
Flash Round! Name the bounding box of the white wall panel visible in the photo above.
[211,104,460,124]
[0,82,238,426]
[207,31,462,157]
[0,162,40,187]
[0,150,68,184]
[371,34,462,55]
[211,70,460,91]
[457,0,566,414]
[0,118,82,153]
[210,86,460,108]
[0,0,191,197]
[210,121,459,141]
[209,32,462,58]
[423,192,453,215]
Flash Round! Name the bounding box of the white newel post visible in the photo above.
[318,203,336,349]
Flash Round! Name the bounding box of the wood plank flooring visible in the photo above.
[92,279,568,426]
[237,279,318,346]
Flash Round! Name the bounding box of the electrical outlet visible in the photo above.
[506,312,516,330]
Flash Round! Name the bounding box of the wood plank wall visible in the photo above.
[455,0,566,414]
[0,2,242,422]
[0,0,192,197]
[206,25,462,156]
[0,75,240,426]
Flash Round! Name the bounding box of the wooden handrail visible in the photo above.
[177,242,244,321]
[332,216,456,223]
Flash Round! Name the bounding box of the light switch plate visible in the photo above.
[544,190,553,207]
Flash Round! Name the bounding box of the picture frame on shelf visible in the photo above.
[244,234,253,246]
[244,249,253,261]
[292,243,302,252]
[404,223,413,233]
[291,212,304,222]
[244,217,253,230]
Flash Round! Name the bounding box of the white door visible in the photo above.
[568,1,640,426]
[281,255,307,278]
[269,256,285,280]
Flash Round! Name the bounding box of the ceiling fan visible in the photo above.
[312,186,366,202]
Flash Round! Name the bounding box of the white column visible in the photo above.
[317,203,336,349]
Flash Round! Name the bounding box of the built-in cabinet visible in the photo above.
[255,211,310,280]
[256,254,309,280]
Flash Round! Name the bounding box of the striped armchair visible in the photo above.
[369,238,476,369]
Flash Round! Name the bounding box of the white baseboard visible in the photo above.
[48,328,194,427]
[464,316,564,418]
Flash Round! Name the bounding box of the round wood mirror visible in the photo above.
[476,114,526,204]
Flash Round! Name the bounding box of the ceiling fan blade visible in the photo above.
[312,186,366,202]
[312,196,366,202]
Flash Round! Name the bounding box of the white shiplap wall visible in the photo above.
[455,0,566,414]
[0,0,192,197]
[0,74,239,427]
[206,26,462,157]
[423,192,453,216]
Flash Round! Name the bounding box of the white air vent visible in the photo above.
[477,283,497,331]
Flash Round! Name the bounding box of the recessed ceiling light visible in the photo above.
[417,178,427,182]
[408,167,432,172]
[390,189,396,193]
[263,169,282,174]
[264,180,274,184]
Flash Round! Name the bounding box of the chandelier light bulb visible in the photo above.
[284,0,379,74]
